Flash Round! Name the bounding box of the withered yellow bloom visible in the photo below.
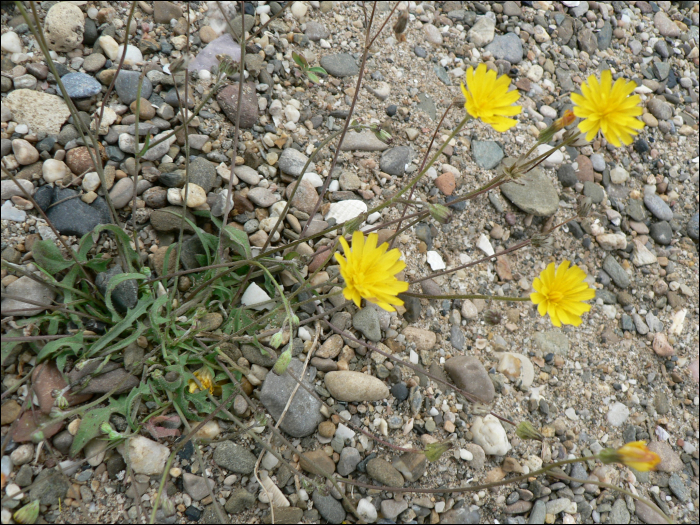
[599,441,661,472]
[335,231,408,312]
[188,367,221,395]
[530,261,595,327]
[571,69,644,147]
[461,64,521,132]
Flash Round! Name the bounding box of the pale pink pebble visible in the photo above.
[690,359,699,383]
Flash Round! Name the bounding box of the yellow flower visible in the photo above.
[571,69,644,147]
[460,64,521,132]
[599,441,661,472]
[530,260,595,327]
[335,231,409,312]
[188,367,221,395]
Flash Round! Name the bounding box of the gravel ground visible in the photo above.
[1,1,698,524]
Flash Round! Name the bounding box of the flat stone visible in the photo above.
[471,415,511,455]
[339,131,389,151]
[61,72,102,98]
[114,70,152,105]
[122,436,169,475]
[444,356,495,403]
[225,489,256,514]
[320,53,359,77]
[380,146,413,176]
[603,254,630,289]
[353,307,382,341]
[4,89,71,135]
[312,490,346,523]
[259,359,323,437]
[392,452,427,482]
[402,326,437,351]
[643,193,673,221]
[472,140,503,169]
[300,449,335,476]
[216,83,259,129]
[29,470,70,506]
[485,32,523,64]
[183,472,216,501]
[187,33,241,74]
[534,330,570,356]
[366,458,404,487]
[43,2,84,52]
[247,187,279,207]
[279,148,315,176]
[501,166,559,216]
[1,275,56,317]
[213,441,257,474]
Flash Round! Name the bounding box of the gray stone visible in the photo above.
[337,447,361,476]
[597,20,613,50]
[45,187,111,237]
[15,464,34,487]
[578,28,597,54]
[450,325,465,350]
[247,187,279,207]
[353,307,382,342]
[647,97,673,120]
[534,331,570,356]
[213,442,257,474]
[444,356,495,403]
[643,194,673,221]
[417,92,437,120]
[583,181,605,204]
[501,167,559,216]
[320,53,359,77]
[188,157,216,193]
[187,33,241,75]
[1,275,56,317]
[305,21,329,41]
[61,73,102,98]
[440,508,481,524]
[687,212,698,242]
[312,490,346,523]
[96,265,138,313]
[339,131,389,151]
[279,148,315,176]
[626,199,647,222]
[603,255,629,289]
[485,33,523,64]
[259,359,324,437]
[29,470,70,506]
[115,71,153,105]
[632,313,649,335]
[380,146,413,176]
[668,473,689,503]
[183,472,215,501]
[528,500,546,524]
[149,206,195,233]
[472,140,503,170]
[366,458,404,487]
[557,164,577,188]
[225,488,256,514]
[649,221,673,245]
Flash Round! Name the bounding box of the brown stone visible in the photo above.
[652,332,674,357]
[575,155,594,182]
[495,255,513,281]
[216,83,259,129]
[1,400,22,425]
[32,362,92,414]
[300,449,335,476]
[12,411,64,442]
[434,172,455,195]
[65,145,106,175]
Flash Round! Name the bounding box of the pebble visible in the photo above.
[1,275,56,317]
[380,146,413,176]
[116,45,143,65]
[424,23,443,45]
[122,436,169,475]
[590,153,605,172]
[43,2,84,52]
[353,307,382,341]
[1,179,33,200]
[240,282,272,310]
[183,473,216,502]
[647,441,683,473]
[109,178,135,209]
[357,498,378,522]
[653,11,680,38]
[339,131,390,151]
[472,140,504,169]
[278,148,315,176]
[557,164,577,188]
[469,16,496,47]
[325,200,367,224]
[259,359,323,437]
[324,371,389,402]
[61,72,102,98]
[537,144,564,167]
[497,352,534,388]
[1,31,22,54]
[312,490,346,523]
[643,194,674,221]
[213,442,257,474]
[603,255,630,289]
[652,332,674,357]
[12,139,39,165]
[181,183,207,208]
[444,356,495,403]
[485,32,523,64]
[320,53,359,77]
[610,166,629,184]
[471,415,511,455]
[649,221,673,245]
[367,458,404,487]
[337,447,361,476]
[402,327,436,351]
[83,53,106,72]
[501,166,559,216]
[114,70,153,105]
[607,402,630,427]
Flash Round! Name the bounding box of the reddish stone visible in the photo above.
[65,145,106,175]
[435,172,456,196]
[12,411,65,442]
[216,83,259,129]
[32,362,92,415]
[575,155,594,182]
[652,332,674,357]
[496,255,513,281]
[308,248,333,273]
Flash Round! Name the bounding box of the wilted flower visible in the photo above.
[530,261,595,327]
[428,203,451,224]
[461,64,521,132]
[571,70,644,147]
[335,231,409,312]
[538,109,576,143]
[269,331,285,349]
[13,500,40,524]
[424,441,452,462]
[577,197,593,218]
[188,367,221,396]
[598,441,661,472]
[531,233,555,251]
[515,421,544,441]
[483,309,502,325]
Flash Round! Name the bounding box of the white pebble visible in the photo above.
[536,143,564,167]
[1,31,22,54]
[476,234,494,256]
[459,448,474,461]
[426,250,446,270]
[181,183,207,207]
[471,415,511,455]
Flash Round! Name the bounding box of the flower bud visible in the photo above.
[13,500,39,525]
[515,421,544,441]
[269,331,285,349]
[429,203,451,224]
[424,441,452,462]
[272,348,292,376]
[577,196,593,218]
[343,214,365,236]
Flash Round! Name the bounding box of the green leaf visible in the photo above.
[125,383,152,431]
[84,257,112,273]
[308,66,327,74]
[76,231,97,263]
[306,71,319,83]
[137,133,151,157]
[32,240,73,273]
[36,332,84,366]
[85,295,153,359]
[70,405,116,457]
[292,51,307,69]
[1,329,23,366]
[222,225,252,259]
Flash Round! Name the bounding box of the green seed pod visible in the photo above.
[272,348,292,376]
[13,500,40,524]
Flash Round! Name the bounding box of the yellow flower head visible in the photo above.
[461,64,521,132]
[530,260,595,327]
[570,70,644,147]
[599,441,661,472]
[335,231,409,312]
[188,367,220,395]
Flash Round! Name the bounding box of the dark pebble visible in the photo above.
[649,221,673,245]
[634,139,650,153]
[414,46,427,58]
[185,506,202,521]
[567,220,584,239]
[386,104,397,117]
[687,212,699,242]
[557,164,577,188]
[391,383,409,403]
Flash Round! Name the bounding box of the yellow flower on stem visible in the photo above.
[335,231,409,312]
[530,261,595,327]
[188,367,221,396]
[571,69,644,147]
[599,441,661,472]
[461,63,521,132]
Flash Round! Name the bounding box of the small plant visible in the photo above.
[291,51,327,83]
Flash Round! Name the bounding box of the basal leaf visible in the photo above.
[70,406,115,457]
[32,240,73,273]
[222,225,252,259]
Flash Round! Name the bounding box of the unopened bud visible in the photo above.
[531,233,554,250]
[343,214,365,236]
[515,421,544,441]
[577,197,593,218]
[272,348,292,376]
[538,110,576,143]
[13,500,40,525]
[424,441,452,462]
[269,331,285,349]
[428,203,451,224]
[483,309,502,325]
